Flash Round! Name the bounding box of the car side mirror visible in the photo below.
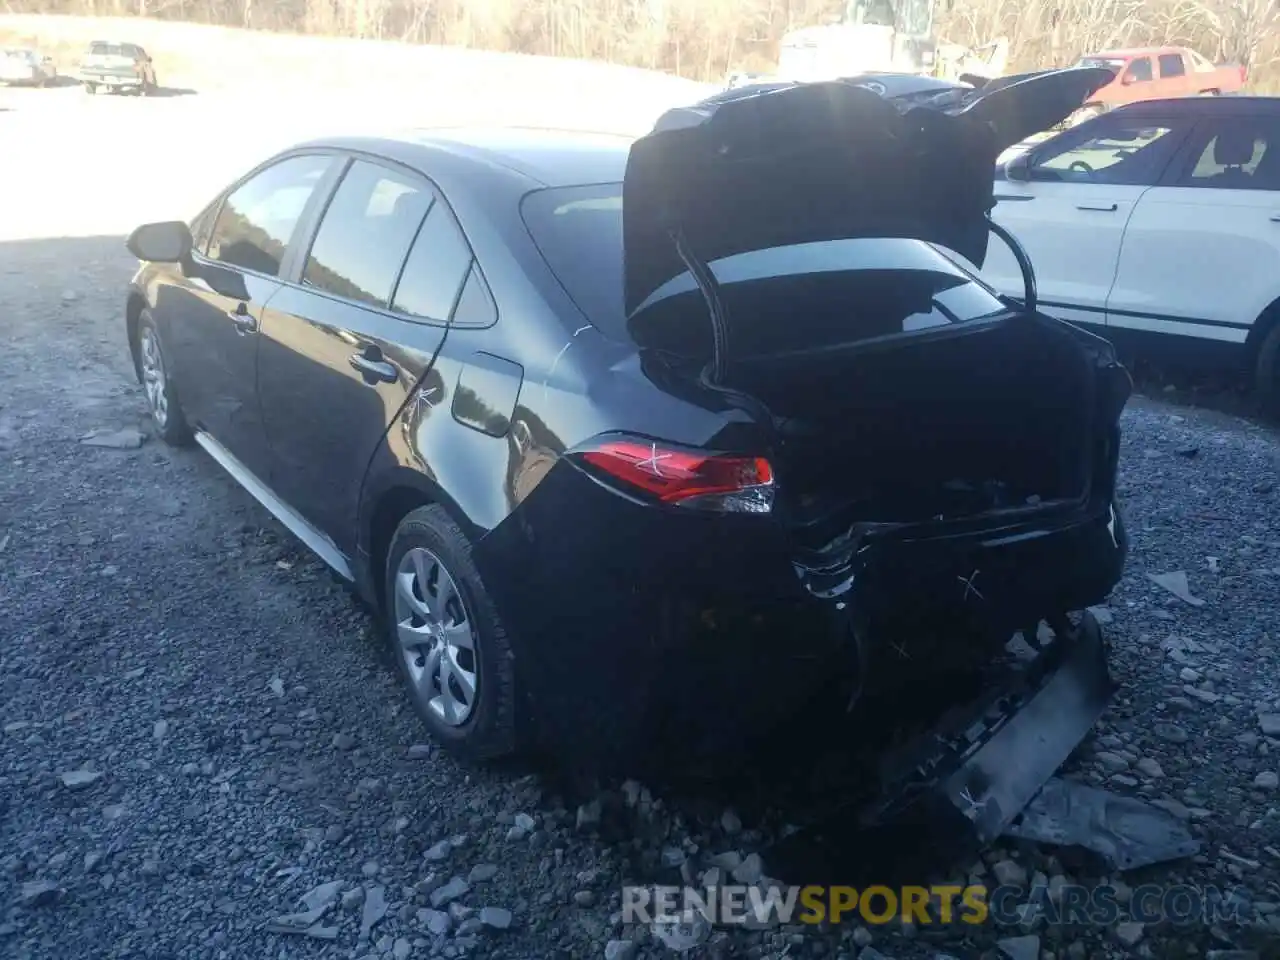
[126,221,193,263]
[1121,73,1136,85]
[1004,151,1032,182]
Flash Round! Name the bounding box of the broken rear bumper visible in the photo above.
[763,611,1114,884]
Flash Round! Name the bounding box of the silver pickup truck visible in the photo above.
[77,40,158,95]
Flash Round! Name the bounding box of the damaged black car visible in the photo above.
[123,66,1129,829]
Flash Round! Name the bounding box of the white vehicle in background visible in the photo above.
[727,0,1008,88]
[981,95,1280,414]
[0,48,58,87]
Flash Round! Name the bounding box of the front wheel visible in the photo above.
[136,311,193,446]
[1255,322,1280,419]
[384,505,520,761]
[84,82,98,95]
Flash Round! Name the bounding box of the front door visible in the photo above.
[259,157,481,552]
[986,112,1188,330]
[165,153,337,478]
[1115,55,1156,106]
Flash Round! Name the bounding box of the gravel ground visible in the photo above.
[3,73,1280,960]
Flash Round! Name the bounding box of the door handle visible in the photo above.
[994,194,1034,202]
[1270,214,1280,222]
[227,303,257,334]
[1077,203,1119,212]
[349,352,398,384]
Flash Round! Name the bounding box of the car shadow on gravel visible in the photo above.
[1129,359,1280,431]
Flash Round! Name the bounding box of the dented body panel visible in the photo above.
[761,611,1117,884]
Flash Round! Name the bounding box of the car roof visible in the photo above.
[1089,47,1179,58]
[1112,96,1280,117]
[297,127,633,190]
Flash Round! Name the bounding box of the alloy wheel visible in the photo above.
[393,547,479,726]
[139,327,169,429]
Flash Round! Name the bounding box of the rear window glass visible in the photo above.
[89,42,133,56]
[521,182,1006,345]
[1077,57,1125,72]
[521,183,625,335]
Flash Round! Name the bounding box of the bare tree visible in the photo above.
[6,0,1278,87]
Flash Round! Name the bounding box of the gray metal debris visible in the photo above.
[1147,570,1205,607]
[299,880,342,912]
[264,900,337,938]
[996,935,1040,960]
[1002,777,1201,870]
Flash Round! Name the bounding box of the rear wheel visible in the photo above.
[137,311,192,446]
[384,505,519,761]
[84,82,98,95]
[1255,322,1280,418]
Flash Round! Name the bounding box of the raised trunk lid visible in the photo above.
[621,65,1113,317]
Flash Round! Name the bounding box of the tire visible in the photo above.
[85,83,98,95]
[384,505,519,761]
[136,310,193,446]
[1255,322,1280,419]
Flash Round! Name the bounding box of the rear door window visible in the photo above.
[1158,53,1186,78]
[1125,57,1153,83]
[207,154,334,277]
[389,200,480,323]
[1179,118,1280,191]
[301,159,434,308]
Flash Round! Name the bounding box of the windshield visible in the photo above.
[89,42,131,56]
[520,182,1007,342]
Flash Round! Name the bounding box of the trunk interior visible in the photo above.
[742,317,1097,543]
[635,257,1100,550]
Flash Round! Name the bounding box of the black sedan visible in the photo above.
[124,67,1130,778]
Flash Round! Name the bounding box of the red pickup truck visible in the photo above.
[1071,46,1246,119]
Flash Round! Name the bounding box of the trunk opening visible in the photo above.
[754,316,1097,544]
[633,238,1100,551]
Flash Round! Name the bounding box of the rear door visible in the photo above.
[986,112,1187,329]
[1105,114,1280,350]
[258,156,480,551]
[163,152,338,478]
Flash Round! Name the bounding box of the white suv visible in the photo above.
[983,96,1280,413]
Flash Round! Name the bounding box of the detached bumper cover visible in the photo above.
[762,611,1114,884]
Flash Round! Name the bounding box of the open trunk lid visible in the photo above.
[621,65,1113,317]
[618,65,1129,623]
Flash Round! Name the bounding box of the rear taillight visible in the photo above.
[570,435,775,514]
